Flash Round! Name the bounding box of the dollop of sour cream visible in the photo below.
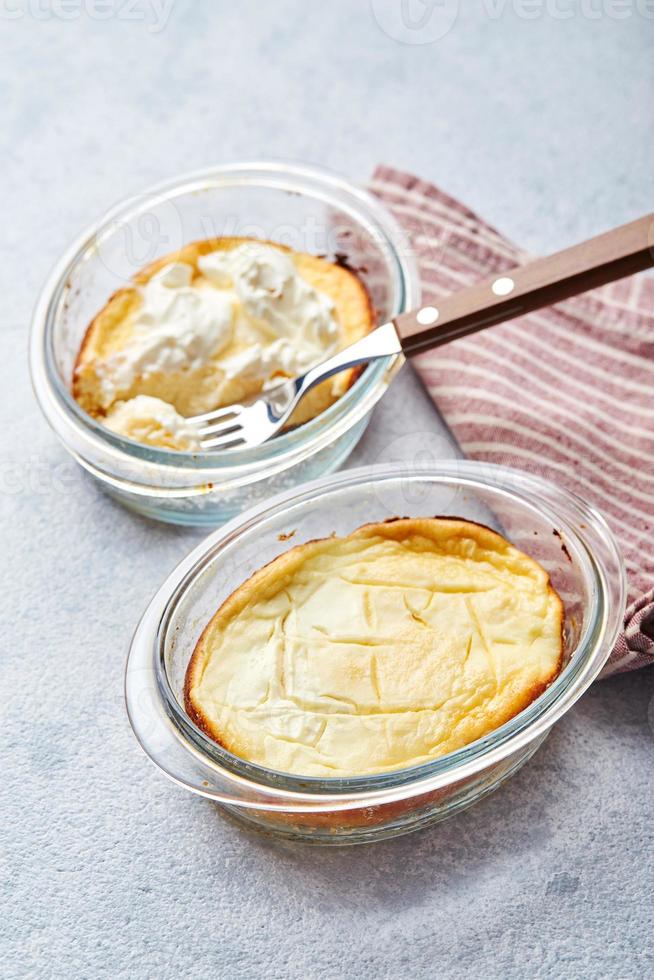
[199,243,340,385]
[97,262,234,403]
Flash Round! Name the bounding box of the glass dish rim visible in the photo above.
[125,461,626,810]
[29,160,416,477]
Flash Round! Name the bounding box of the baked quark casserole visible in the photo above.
[184,517,564,778]
[72,238,375,450]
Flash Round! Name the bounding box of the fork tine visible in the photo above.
[201,433,246,451]
[191,403,244,426]
[197,419,243,439]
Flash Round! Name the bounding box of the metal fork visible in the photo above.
[190,212,654,451]
[191,321,402,450]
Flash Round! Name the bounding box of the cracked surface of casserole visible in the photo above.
[72,237,375,449]
[184,518,564,778]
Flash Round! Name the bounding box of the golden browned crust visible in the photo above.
[72,237,376,423]
[184,517,565,771]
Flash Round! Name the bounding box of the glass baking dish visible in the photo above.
[125,461,625,844]
[29,162,419,525]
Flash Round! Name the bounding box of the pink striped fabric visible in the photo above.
[371,165,654,675]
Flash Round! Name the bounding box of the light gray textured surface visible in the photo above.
[2,3,653,978]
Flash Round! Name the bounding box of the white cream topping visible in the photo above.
[198,243,338,348]
[97,244,340,406]
[199,244,339,381]
[97,262,234,402]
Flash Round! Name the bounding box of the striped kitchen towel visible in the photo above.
[371,165,654,675]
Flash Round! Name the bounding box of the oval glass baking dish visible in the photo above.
[125,462,625,845]
[29,162,419,525]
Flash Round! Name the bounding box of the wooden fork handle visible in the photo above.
[394,213,654,357]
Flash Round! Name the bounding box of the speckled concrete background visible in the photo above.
[2,2,653,978]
